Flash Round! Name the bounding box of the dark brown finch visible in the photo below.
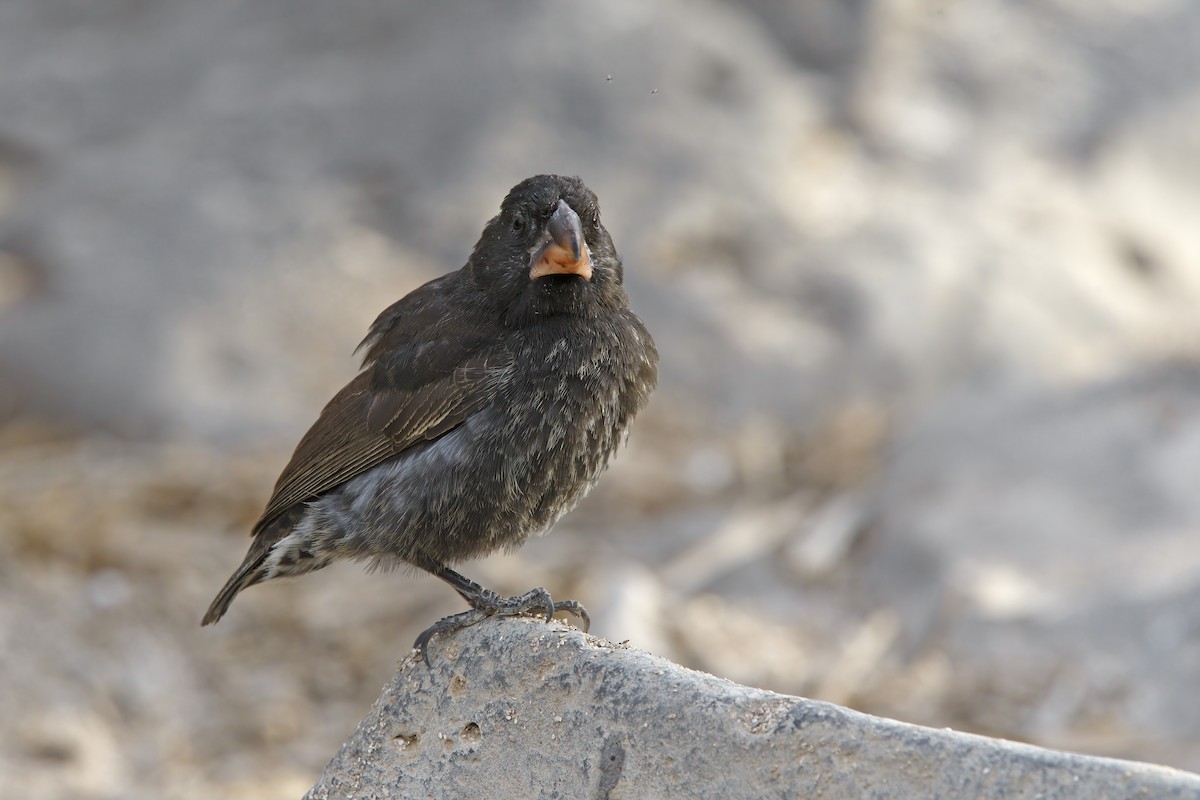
[202,175,658,660]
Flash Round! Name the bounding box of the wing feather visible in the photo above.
[253,354,511,533]
[250,268,514,535]
[255,274,514,531]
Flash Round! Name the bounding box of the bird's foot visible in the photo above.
[412,587,590,666]
[412,608,489,665]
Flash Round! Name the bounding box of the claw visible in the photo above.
[411,586,590,666]
[413,608,487,666]
[550,599,590,632]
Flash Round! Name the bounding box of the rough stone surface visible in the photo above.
[305,618,1200,800]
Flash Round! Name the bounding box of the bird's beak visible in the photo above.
[530,199,592,281]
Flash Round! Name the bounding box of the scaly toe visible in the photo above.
[413,608,488,666]
[549,599,590,632]
[415,589,592,667]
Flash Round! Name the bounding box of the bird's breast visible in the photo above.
[482,320,649,516]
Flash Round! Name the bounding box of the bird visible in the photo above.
[202,174,658,660]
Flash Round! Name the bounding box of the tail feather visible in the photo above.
[203,507,308,626]
[202,551,268,626]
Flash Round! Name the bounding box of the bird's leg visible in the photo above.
[411,563,590,665]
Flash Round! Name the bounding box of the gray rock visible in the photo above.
[856,365,1200,758]
[11,0,1199,444]
[0,0,820,439]
[305,617,1200,800]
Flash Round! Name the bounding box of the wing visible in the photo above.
[252,271,512,533]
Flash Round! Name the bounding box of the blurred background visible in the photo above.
[2,0,1200,796]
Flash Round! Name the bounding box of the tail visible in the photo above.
[201,551,268,626]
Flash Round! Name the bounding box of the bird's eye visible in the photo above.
[511,214,526,232]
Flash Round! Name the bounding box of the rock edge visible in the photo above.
[306,617,1200,799]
